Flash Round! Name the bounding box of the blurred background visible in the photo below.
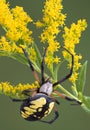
[0,0,90,130]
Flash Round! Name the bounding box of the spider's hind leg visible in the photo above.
[39,106,59,124]
[54,91,82,105]
[10,97,25,102]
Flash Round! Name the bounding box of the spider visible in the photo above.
[11,46,81,124]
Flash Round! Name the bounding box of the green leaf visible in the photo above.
[53,62,61,81]
[76,61,87,93]
[0,50,10,56]
[32,43,42,67]
[0,49,49,79]
[0,50,28,66]
[82,96,90,113]
[11,53,28,65]
[71,84,78,97]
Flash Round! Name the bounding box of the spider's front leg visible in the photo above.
[22,48,40,84]
[53,47,74,86]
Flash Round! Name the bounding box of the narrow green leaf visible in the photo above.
[0,50,28,66]
[82,96,90,113]
[0,50,10,56]
[11,53,28,65]
[77,61,87,93]
[0,50,49,79]
[53,62,61,81]
[71,84,78,97]
[32,43,42,67]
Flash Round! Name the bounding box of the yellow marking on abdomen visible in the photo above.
[48,102,54,114]
[21,111,29,118]
[24,106,36,112]
[24,106,37,115]
[30,97,46,109]
[38,107,42,112]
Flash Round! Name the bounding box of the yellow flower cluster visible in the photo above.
[29,47,37,61]
[63,19,87,51]
[0,81,39,98]
[36,0,66,69]
[0,0,33,53]
[63,19,87,83]
[0,0,87,98]
[0,36,22,53]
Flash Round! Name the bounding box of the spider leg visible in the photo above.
[41,48,47,84]
[51,95,60,105]
[22,48,40,83]
[10,98,26,102]
[22,88,38,96]
[39,106,59,124]
[54,91,82,105]
[53,47,74,87]
[54,99,60,105]
[10,91,37,102]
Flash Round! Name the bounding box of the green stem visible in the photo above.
[33,62,49,79]
[58,84,81,102]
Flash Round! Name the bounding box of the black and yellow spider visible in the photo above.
[11,46,81,124]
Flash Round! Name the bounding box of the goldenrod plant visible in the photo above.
[0,0,90,114]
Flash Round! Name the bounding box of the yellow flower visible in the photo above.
[0,0,87,98]
[74,54,82,71]
[62,19,87,83]
[0,36,23,53]
[0,0,33,54]
[0,0,13,27]
[69,72,79,83]
[45,54,54,68]
[63,19,87,49]
[48,40,60,53]
[54,56,60,64]
[35,20,43,27]
[0,81,39,98]
[36,0,66,69]
[0,0,36,65]
[29,47,37,61]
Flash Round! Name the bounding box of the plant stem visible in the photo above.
[57,84,80,101]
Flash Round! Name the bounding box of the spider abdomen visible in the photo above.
[20,93,54,121]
